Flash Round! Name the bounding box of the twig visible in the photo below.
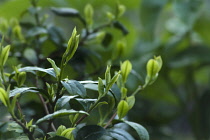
[104,112,117,129]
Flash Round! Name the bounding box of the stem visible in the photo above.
[104,111,117,128]
[38,94,49,114]
[12,115,35,140]
[131,85,143,96]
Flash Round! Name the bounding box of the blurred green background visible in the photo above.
[1,0,210,139]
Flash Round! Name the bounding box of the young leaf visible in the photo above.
[63,28,80,65]
[56,125,66,135]
[17,72,26,87]
[144,56,162,86]
[98,77,104,97]
[121,60,132,83]
[106,71,121,93]
[61,128,75,139]
[47,58,60,79]
[117,100,129,120]
[36,109,88,124]
[69,113,79,125]
[11,93,20,114]
[116,4,126,18]
[84,4,94,27]
[124,121,149,140]
[146,59,159,78]
[0,88,9,107]
[105,65,111,86]
[51,7,80,17]
[0,45,10,66]
[26,119,33,129]
[75,125,106,140]
[126,96,135,109]
[121,87,127,99]
[61,80,87,98]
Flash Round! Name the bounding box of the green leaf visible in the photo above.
[126,96,135,110]
[68,98,97,111]
[76,125,106,140]
[61,80,87,98]
[0,87,9,107]
[121,60,132,83]
[17,66,59,78]
[105,128,135,140]
[61,127,75,139]
[116,4,126,18]
[23,48,38,65]
[102,33,113,47]
[47,26,65,45]
[63,27,80,65]
[26,27,47,37]
[106,71,121,93]
[98,77,104,97]
[105,65,111,86]
[84,4,94,26]
[9,87,46,97]
[113,21,129,35]
[47,58,60,79]
[117,100,129,119]
[110,84,121,103]
[17,72,26,87]
[51,7,80,17]
[56,125,66,135]
[11,93,20,113]
[146,59,159,78]
[36,109,88,124]
[55,95,77,110]
[124,121,149,140]
[0,45,10,66]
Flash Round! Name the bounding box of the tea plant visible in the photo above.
[0,0,162,139]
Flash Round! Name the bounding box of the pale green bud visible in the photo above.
[117,100,129,120]
[144,56,163,86]
[84,4,94,27]
[56,125,66,135]
[106,12,115,21]
[0,45,10,66]
[121,60,132,83]
[0,18,8,33]
[0,88,9,107]
[63,27,80,65]
[117,4,126,18]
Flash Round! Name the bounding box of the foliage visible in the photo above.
[0,0,162,140]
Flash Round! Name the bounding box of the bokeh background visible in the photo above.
[1,0,210,139]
